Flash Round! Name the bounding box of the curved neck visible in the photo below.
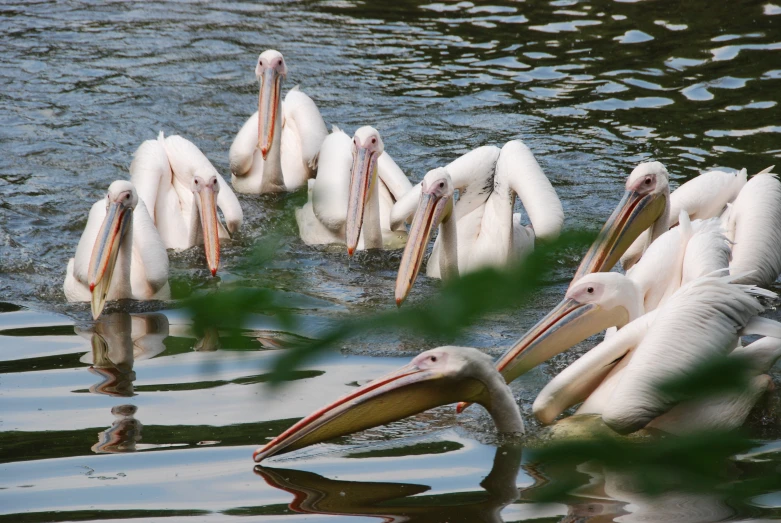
[438,212,460,280]
[483,373,524,434]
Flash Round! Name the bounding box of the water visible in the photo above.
[2,0,781,521]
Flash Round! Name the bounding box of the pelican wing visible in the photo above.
[725,172,781,287]
[229,111,259,178]
[311,127,353,232]
[602,276,768,433]
[130,199,169,298]
[498,140,563,242]
[129,133,172,223]
[668,168,747,227]
[282,87,328,171]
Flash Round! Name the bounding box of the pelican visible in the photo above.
[295,126,413,254]
[64,180,170,320]
[620,166,747,269]
[253,276,781,463]
[574,162,781,287]
[393,141,564,305]
[532,275,781,433]
[230,50,328,194]
[254,346,524,462]
[130,132,243,276]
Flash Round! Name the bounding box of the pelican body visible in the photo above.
[64,180,170,319]
[532,275,781,433]
[230,50,328,194]
[130,132,243,276]
[394,141,564,305]
[295,126,413,253]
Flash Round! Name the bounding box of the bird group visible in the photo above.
[57,49,781,461]
[254,162,781,461]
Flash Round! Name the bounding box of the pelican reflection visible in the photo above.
[77,312,169,396]
[92,404,143,454]
[255,444,523,523]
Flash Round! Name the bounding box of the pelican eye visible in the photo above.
[587,287,594,294]
[430,356,437,362]
[371,137,376,144]
[277,59,282,66]
[439,181,444,188]
[645,177,652,185]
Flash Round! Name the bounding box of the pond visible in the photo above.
[1,0,781,521]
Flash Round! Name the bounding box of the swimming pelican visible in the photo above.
[253,276,781,462]
[575,162,781,287]
[393,141,564,305]
[295,126,413,254]
[253,346,523,462]
[130,132,243,276]
[533,275,781,433]
[621,166,747,269]
[230,50,328,194]
[64,180,170,320]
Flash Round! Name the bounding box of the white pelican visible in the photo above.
[621,166,747,269]
[533,275,781,433]
[253,276,781,463]
[575,162,781,287]
[393,141,564,305]
[130,132,243,276]
[253,346,524,462]
[230,50,328,194]
[64,180,170,320]
[295,126,413,254]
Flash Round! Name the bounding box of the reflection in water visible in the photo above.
[256,444,523,523]
[92,404,143,454]
[525,460,736,523]
[77,313,169,396]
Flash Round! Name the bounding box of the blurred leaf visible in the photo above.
[268,230,594,382]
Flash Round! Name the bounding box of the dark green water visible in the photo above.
[1,1,781,521]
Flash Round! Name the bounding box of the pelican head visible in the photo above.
[253,346,515,462]
[455,273,642,414]
[345,126,385,256]
[191,174,221,276]
[395,168,455,306]
[255,49,288,159]
[571,162,670,284]
[88,181,137,320]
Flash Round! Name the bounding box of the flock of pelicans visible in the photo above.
[59,50,781,464]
